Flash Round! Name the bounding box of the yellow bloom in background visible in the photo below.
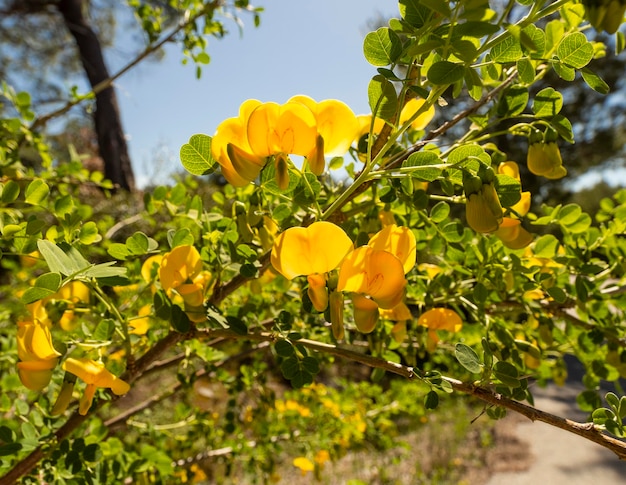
[378,209,396,227]
[355,114,386,141]
[293,457,315,476]
[271,221,353,281]
[129,304,152,335]
[62,357,131,415]
[159,245,203,292]
[418,307,463,349]
[418,263,442,280]
[368,224,417,274]
[398,98,436,130]
[212,99,264,186]
[337,246,406,309]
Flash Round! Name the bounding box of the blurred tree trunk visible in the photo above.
[56,0,135,191]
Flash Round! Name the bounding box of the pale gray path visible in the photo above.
[486,382,626,485]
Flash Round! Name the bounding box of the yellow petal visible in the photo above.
[63,358,130,397]
[226,143,266,183]
[351,293,379,333]
[307,273,329,312]
[498,161,521,180]
[51,379,75,416]
[466,191,500,234]
[312,99,359,156]
[247,101,317,157]
[56,281,90,303]
[329,290,345,340]
[271,221,353,280]
[399,98,435,130]
[511,191,531,216]
[496,218,534,249]
[17,358,58,391]
[379,301,412,321]
[306,134,326,176]
[418,308,463,332]
[17,320,61,361]
[159,245,202,291]
[368,225,417,274]
[293,457,315,474]
[141,255,163,283]
[337,247,406,309]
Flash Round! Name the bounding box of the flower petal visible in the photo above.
[368,225,416,274]
[271,221,353,280]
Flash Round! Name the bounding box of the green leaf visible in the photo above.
[227,316,247,335]
[398,0,433,28]
[424,390,439,410]
[78,222,101,245]
[455,343,483,373]
[301,356,320,375]
[580,67,610,94]
[169,228,194,248]
[37,240,87,276]
[25,179,50,205]
[0,442,22,457]
[516,58,535,84]
[179,134,215,176]
[93,319,115,341]
[368,74,398,121]
[171,305,191,333]
[430,201,450,223]
[108,243,130,260]
[532,87,563,117]
[557,32,593,69]
[126,232,150,255]
[363,27,402,67]
[1,180,20,203]
[21,272,62,304]
[532,234,559,258]
[497,84,528,117]
[427,61,465,85]
[495,174,522,208]
[490,35,523,63]
[274,340,295,357]
[552,61,576,81]
[493,361,520,388]
[81,262,127,279]
[546,286,567,303]
[440,221,465,242]
[403,151,443,182]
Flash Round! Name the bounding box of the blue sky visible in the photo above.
[111,1,398,186]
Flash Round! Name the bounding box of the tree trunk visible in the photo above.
[56,0,135,191]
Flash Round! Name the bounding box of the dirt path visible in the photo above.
[485,382,626,484]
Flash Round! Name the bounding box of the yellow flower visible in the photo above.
[368,224,417,274]
[62,357,131,415]
[247,100,317,157]
[288,95,359,175]
[293,457,315,475]
[496,217,534,249]
[418,308,463,349]
[17,319,61,362]
[527,141,567,179]
[466,184,503,233]
[129,304,152,335]
[212,99,265,186]
[141,254,164,284]
[337,246,406,309]
[271,221,353,280]
[159,245,203,292]
[398,98,436,130]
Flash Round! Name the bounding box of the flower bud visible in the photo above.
[307,274,329,312]
[329,290,344,341]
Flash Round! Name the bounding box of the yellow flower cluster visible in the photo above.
[16,281,130,415]
[212,96,359,189]
[270,221,416,338]
[495,161,533,249]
